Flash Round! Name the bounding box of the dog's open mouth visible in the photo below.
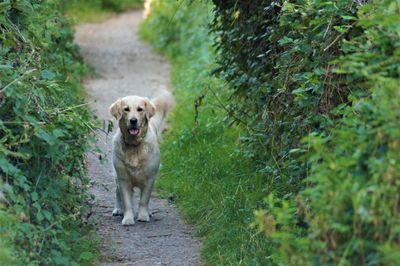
[128,128,140,136]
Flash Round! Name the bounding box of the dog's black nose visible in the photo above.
[129,118,138,125]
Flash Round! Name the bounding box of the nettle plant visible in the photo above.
[1,0,98,264]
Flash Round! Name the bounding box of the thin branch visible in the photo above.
[0,68,37,93]
[168,0,186,26]
[1,121,46,125]
[51,101,94,115]
[323,16,334,39]
[207,86,263,133]
[323,22,356,52]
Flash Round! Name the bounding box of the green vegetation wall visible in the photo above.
[143,0,399,265]
[140,1,278,264]
[0,1,97,264]
[211,0,367,193]
[65,0,142,12]
[63,0,143,22]
[211,0,400,265]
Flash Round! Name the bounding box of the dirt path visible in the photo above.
[74,10,201,266]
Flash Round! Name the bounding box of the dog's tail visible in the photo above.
[151,90,175,140]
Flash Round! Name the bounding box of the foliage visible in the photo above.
[143,0,400,265]
[210,0,364,196]
[261,2,400,265]
[0,0,98,264]
[62,0,143,23]
[140,1,274,264]
[0,205,15,265]
[216,0,399,265]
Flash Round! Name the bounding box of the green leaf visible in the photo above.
[341,15,357,21]
[43,210,52,221]
[79,251,95,261]
[36,212,44,222]
[31,191,38,201]
[36,129,56,145]
[41,69,55,80]
[0,157,20,175]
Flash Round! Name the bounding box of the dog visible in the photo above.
[143,0,153,18]
[109,91,174,225]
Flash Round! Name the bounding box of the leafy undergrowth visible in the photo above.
[210,1,400,265]
[63,0,143,23]
[140,1,273,264]
[0,1,98,265]
[141,0,400,265]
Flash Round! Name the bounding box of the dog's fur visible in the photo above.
[109,91,174,225]
[143,0,153,18]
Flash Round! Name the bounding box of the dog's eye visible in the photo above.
[137,107,143,112]
[124,107,130,112]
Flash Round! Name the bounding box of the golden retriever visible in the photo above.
[109,91,174,225]
[143,0,153,18]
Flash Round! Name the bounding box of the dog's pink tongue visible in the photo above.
[129,128,139,136]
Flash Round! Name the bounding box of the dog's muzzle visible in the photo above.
[128,118,140,136]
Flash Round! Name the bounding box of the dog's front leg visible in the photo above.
[137,178,155,222]
[112,184,123,216]
[120,180,135,225]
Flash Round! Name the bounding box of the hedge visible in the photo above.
[143,0,399,264]
[211,0,400,265]
[0,1,97,264]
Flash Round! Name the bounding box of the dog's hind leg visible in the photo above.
[137,178,154,222]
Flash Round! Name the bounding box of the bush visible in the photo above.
[210,0,365,195]
[63,0,143,22]
[100,0,143,12]
[262,2,400,264]
[0,0,97,264]
[224,1,400,265]
[140,1,274,264]
[143,0,400,265]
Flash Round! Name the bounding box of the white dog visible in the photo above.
[109,91,174,225]
[143,0,153,18]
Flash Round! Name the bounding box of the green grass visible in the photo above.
[158,84,273,265]
[159,61,273,265]
[140,1,273,264]
[0,207,16,266]
[63,0,143,23]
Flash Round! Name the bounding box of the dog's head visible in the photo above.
[109,96,156,145]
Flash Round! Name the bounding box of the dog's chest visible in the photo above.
[125,150,143,169]
[117,143,160,177]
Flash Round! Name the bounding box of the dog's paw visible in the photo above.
[121,215,135,225]
[137,210,150,222]
[112,208,123,216]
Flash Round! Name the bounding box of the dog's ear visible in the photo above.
[143,98,156,119]
[109,98,122,120]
